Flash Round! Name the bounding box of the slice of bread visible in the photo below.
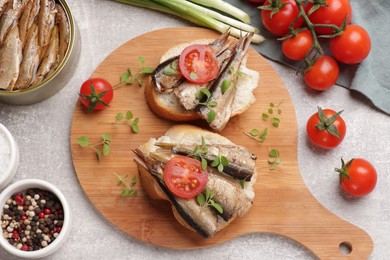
[145,39,260,122]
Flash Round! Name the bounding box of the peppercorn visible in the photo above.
[1,189,65,251]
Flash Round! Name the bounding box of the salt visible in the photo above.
[0,129,11,174]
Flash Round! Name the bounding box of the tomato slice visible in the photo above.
[163,155,208,199]
[178,44,219,84]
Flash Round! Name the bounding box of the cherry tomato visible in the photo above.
[261,0,303,36]
[79,78,114,113]
[336,158,377,197]
[304,55,339,91]
[178,44,219,84]
[282,30,313,60]
[307,0,352,35]
[163,155,208,199]
[306,107,346,149]
[330,25,371,64]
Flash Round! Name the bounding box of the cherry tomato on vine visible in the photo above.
[336,158,377,197]
[306,0,352,35]
[260,0,303,36]
[79,78,114,113]
[304,55,339,91]
[179,44,219,84]
[330,25,371,64]
[163,155,208,199]
[306,107,346,149]
[282,30,313,60]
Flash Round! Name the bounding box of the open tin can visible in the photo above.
[0,0,81,105]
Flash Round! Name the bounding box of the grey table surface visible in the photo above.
[1,0,389,259]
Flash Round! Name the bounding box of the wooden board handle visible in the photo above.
[252,168,373,259]
[285,205,373,258]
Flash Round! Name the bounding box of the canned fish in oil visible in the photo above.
[0,0,81,105]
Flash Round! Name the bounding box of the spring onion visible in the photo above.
[188,0,250,24]
[112,0,265,43]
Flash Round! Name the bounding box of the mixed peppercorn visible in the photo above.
[0,189,64,251]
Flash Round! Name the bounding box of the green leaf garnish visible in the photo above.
[262,101,282,128]
[196,88,211,103]
[240,179,245,189]
[197,193,206,206]
[201,158,208,171]
[197,187,223,214]
[77,136,90,147]
[208,101,218,107]
[272,117,280,128]
[117,57,154,88]
[77,134,111,162]
[210,201,223,214]
[103,143,110,156]
[211,155,229,172]
[250,128,259,136]
[207,109,216,123]
[220,156,229,167]
[138,56,145,64]
[126,111,133,120]
[101,134,111,142]
[163,66,177,76]
[121,188,130,197]
[268,148,281,170]
[211,157,220,167]
[114,172,138,197]
[269,149,279,158]
[244,128,268,143]
[188,136,209,171]
[141,67,154,74]
[115,110,140,134]
[221,80,231,94]
[262,113,269,120]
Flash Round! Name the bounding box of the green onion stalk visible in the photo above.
[112,0,265,43]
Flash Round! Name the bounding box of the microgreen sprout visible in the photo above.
[163,60,180,76]
[188,136,208,170]
[262,102,282,128]
[115,110,140,133]
[221,79,231,94]
[76,134,111,162]
[244,127,268,143]
[229,66,244,77]
[117,56,154,88]
[195,88,218,123]
[197,187,223,214]
[114,172,138,197]
[268,148,282,171]
[211,154,229,172]
[239,176,250,189]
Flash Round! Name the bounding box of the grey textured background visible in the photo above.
[1,0,389,259]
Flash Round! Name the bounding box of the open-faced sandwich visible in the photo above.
[145,31,260,131]
[133,125,257,238]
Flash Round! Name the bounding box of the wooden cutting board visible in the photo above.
[70,27,373,258]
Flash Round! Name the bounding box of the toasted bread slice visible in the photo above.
[145,39,259,122]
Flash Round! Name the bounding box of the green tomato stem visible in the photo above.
[295,0,323,56]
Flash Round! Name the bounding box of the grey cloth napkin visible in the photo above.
[227,0,390,114]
